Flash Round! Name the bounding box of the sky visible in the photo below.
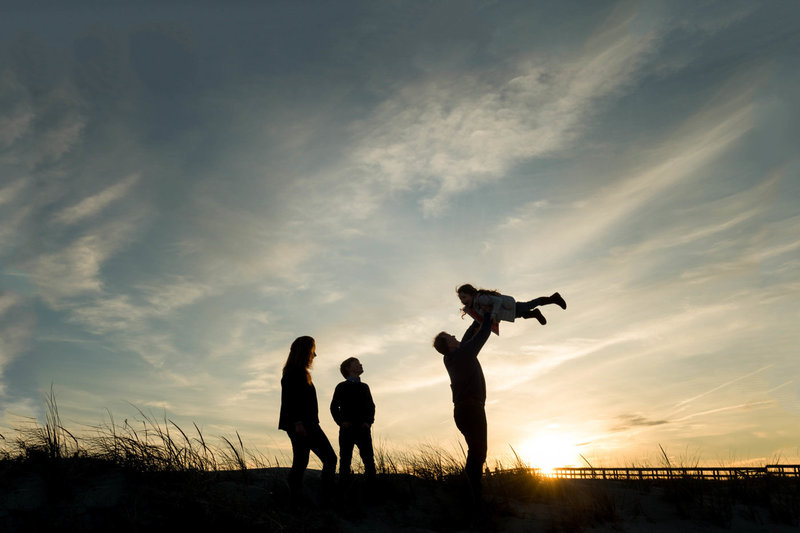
[1,1,799,472]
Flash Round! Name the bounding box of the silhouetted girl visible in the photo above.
[278,336,336,504]
[457,283,566,335]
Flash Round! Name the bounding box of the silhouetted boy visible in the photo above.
[330,357,376,484]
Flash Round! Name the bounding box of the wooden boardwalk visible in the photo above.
[550,465,800,480]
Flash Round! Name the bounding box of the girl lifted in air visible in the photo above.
[457,283,566,335]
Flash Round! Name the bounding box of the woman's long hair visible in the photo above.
[283,336,315,384]
[457,283,501,317]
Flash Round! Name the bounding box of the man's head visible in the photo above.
[340,357,363,378]
[433,332,459,355]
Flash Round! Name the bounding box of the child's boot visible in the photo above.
[522,308,547,325]
[550,292,566,310]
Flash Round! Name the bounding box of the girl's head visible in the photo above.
[457,284,478,307]
[284,336,316,383]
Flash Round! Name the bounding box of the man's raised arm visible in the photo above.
[460,312,492,356]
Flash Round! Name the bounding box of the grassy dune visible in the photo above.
[2,394,799,532]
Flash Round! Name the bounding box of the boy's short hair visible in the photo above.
[433,332,450,356]
[340,357,359,377]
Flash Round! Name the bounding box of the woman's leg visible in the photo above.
[308,425,337,500]
[287,431,311,501]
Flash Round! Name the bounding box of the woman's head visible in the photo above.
[284,336,316,382]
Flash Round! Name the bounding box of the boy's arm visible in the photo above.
[365,384,375,425]
[329,384,343,426]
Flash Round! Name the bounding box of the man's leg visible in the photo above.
[454,402,487,501]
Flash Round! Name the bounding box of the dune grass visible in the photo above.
[2,392,799,532]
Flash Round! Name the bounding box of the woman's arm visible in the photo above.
[281,372,306,428]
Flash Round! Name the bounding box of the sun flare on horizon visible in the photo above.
[517,433,583,476]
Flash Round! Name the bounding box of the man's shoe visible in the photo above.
[551,292,567,310]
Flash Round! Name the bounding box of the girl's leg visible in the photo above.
[515,293,567,315]
[515,301,546,324]
[550,292,567,309]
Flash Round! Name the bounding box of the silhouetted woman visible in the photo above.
[278,336,336,503]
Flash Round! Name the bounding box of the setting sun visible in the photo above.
[517,434,582,476]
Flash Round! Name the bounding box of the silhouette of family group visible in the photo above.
[279,284,566,505]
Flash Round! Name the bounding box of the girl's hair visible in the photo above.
[283,336,315,384]
[457,283,500,317]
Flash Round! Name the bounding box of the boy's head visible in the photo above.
[433,332,459,355]
[340,357,363,378]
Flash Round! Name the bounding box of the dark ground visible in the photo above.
[2,458,799,533]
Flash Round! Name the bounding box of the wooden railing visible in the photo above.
[550,465,800,480]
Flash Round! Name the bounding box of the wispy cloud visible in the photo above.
[0,71,34,148]
[673,400,776,423]
[0,178,27,207]
[0,292,35,396]
[175,196,314,285]
[496,85,758,275]
[671,365,774,414]
[347,13,662,216]
[52,174,140,226]
[27,214,144,304]
[612,414,669,432]
[32,104,87,164]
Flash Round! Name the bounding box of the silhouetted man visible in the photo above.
[433,312,492,500]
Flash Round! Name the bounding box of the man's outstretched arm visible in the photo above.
[460,312,492,357]
[461,319,481,343]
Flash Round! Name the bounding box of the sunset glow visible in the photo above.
[518,433,582,476]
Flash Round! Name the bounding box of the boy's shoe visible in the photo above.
[523,308,547,325]
[551,292,567,310]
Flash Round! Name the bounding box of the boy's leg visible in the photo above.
[338,427,356,482]
[355,426,376,482]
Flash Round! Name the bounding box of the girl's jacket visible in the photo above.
[466,292,516,335]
